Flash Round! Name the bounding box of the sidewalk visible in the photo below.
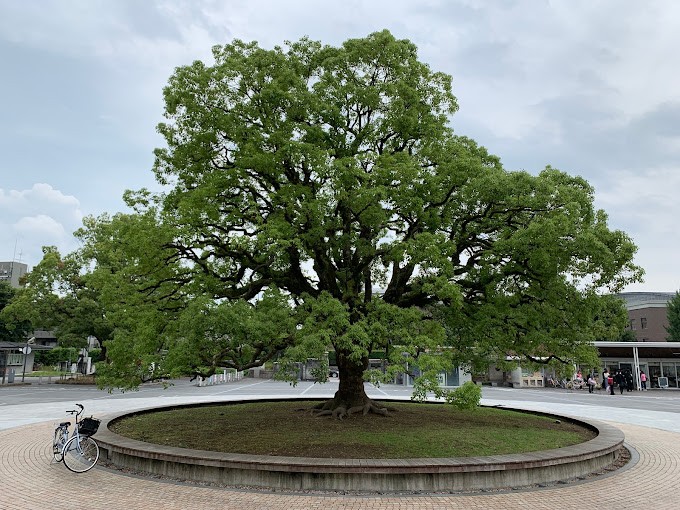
[2,383,680,509]
[1,420,679,509]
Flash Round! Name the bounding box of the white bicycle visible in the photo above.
[52,403,100,473]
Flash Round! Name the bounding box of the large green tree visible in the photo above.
[666,291,680,341]
[1,247,113,351]
[79,31,641,414]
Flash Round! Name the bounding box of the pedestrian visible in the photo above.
[640,371,647,391]
[603,368,610,392]
[625,370,634,392]
[587,374,596,393]
[574,370,584,389]
[608,373,615,395]
[615,370,625,394]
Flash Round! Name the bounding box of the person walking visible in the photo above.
[615,370,626,394]
[603,369,610,392]
[608,373,615,395]
[640,370,647,391]
[625,370,634,392]
[587,374,596,393]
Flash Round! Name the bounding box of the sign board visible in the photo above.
[658,376,669,388]
[21,346,31,355]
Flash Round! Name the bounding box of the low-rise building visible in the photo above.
[0,261,28,288]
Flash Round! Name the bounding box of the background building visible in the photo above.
[0,261,28,288]
[618,292,675,342]
[589,293,679,389]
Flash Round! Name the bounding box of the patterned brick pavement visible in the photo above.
[0,420,678,509]
[0,423,680,510]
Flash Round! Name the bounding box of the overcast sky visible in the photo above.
[1,0,679,292]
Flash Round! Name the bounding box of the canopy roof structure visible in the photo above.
[594,341,680,359]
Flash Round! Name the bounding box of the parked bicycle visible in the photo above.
[52,403,100,473]
[546,376,569,389]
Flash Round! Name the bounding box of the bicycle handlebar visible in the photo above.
[66,404,85,416]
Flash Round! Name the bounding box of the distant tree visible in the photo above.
[619,330,638,342]
[74,31,641,415]
[667,291,680,341]
[0,282,31,342]
[589,295,634,342]
[34,346,81,367]
[1,247,113,352]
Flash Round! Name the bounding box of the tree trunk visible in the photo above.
[334,351,370,408]
[311,350,389,419]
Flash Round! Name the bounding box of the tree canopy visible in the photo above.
[25,31,643,412]
[1,247,113,350]
[0,282,31,343]
[667,291,680,341]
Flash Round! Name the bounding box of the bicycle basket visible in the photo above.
[79,417,100,437]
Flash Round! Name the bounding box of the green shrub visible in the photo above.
[34,347,80,367]
[445,381,482,410]
[35,347,103,367]
[88,348,103,362]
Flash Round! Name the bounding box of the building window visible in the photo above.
[629,319,636,330]
[641,317,648,329]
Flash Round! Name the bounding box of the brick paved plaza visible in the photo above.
[1,416,678,509]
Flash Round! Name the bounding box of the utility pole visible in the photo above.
[20,337,35,383]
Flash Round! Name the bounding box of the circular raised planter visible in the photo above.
[95,399,624,492]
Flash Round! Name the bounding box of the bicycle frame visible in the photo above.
[52,403,100,472]
[52,404,83,462]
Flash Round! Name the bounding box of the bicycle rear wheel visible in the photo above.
[52,428,66,462]
[62,435,100,473]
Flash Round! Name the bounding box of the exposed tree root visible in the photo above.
[310,399,390,420]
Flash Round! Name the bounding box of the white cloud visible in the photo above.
[14,215,66,238]
[0,184,83,269]
[0,184,82,223]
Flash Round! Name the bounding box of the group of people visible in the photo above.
[572,370,598,393]
[601,368,647,394]
[549,369,649,393]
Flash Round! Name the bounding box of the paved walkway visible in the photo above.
[1,418,678,509]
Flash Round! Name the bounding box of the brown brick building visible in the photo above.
[618,292,675,342]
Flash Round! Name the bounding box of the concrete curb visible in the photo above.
[95,399,625,492]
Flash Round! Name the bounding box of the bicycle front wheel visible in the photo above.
[62,435,100,473]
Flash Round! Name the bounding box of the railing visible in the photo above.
[197,369,245,387]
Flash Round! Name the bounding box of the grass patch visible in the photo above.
[110,401,595,459]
